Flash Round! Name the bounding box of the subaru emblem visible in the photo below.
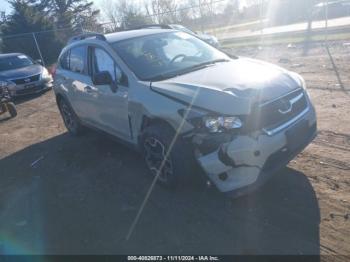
[278,99,293,114]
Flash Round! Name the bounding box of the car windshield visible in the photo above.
[112,31,230,81]
[0,54,33,71]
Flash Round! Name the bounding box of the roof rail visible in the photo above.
[68,32,106,43]
[130,24,172,30]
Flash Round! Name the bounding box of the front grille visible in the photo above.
[243,89,308,133]
[16,85,43,95]
[11,74,40,85]
[260,89,307,130]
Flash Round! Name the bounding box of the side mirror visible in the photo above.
[35,59,43,65]
[92,71,118,92]
[93,71,112,85]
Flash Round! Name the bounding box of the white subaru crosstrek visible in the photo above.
[54,30,317,197]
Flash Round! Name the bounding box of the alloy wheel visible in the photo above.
[61,102,75,131]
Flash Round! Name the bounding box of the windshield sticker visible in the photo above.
[17,55,27,59]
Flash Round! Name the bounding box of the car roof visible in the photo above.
[104,29,176,43]
[0,53,26,59]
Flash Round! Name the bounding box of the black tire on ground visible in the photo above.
[141,123,195,187]
[7,102,17,118]
[58,98,84,136]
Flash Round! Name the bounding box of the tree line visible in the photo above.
[0,0,322,65]
[0,0,100,65]
[100,0,320,31]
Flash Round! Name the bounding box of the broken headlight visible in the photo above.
[41,68,52,81]
[179,108,243,133]
[204,116,242,133]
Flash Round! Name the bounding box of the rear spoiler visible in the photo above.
[68,33,106,44]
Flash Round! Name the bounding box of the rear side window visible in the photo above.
[69,46,86,74]
[60,51,70,70]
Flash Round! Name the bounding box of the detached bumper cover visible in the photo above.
[196,105,317,194]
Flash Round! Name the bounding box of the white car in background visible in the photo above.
[133,24,221,48]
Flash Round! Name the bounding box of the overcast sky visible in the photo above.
[0,0,247,17]
[0,0,10,13]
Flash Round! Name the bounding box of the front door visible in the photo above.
[88,47,131,140]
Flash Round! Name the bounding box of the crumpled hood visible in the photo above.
[0,64,42,80]
[151,58,301,115]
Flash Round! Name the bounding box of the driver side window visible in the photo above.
[93,48,122,83]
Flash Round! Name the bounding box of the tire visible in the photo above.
[58,98,84,136]
[7,102,17,118]
[141,123,195,187]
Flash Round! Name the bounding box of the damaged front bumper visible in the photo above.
[194,104,317,196]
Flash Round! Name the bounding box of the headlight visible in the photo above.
[289,72,306,89]
[179,109,243,133]
[41,68,51,80]
[288,71,311,99]
[204,116,242,133]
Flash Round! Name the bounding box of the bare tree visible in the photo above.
[101,0,151,30]
[101,0,120,31]
[144,0,178,24]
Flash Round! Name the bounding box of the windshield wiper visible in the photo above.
[182,58,230,73]
[147,59,230,82]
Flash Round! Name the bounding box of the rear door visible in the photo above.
[56,45,96,122]
[66,45,97,122]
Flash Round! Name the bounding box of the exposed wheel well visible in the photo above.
[138,116,175,146]
[140,116,174,133]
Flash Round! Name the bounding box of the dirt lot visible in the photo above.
[0,42,349,256]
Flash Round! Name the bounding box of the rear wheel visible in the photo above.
[141,123,194,187]
[58,98,84,136]
[7,102,17,118]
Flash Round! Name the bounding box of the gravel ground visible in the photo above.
[0,42,349,257]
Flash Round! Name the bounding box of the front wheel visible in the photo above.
[7,102,17,118]
[141,124,195,187]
